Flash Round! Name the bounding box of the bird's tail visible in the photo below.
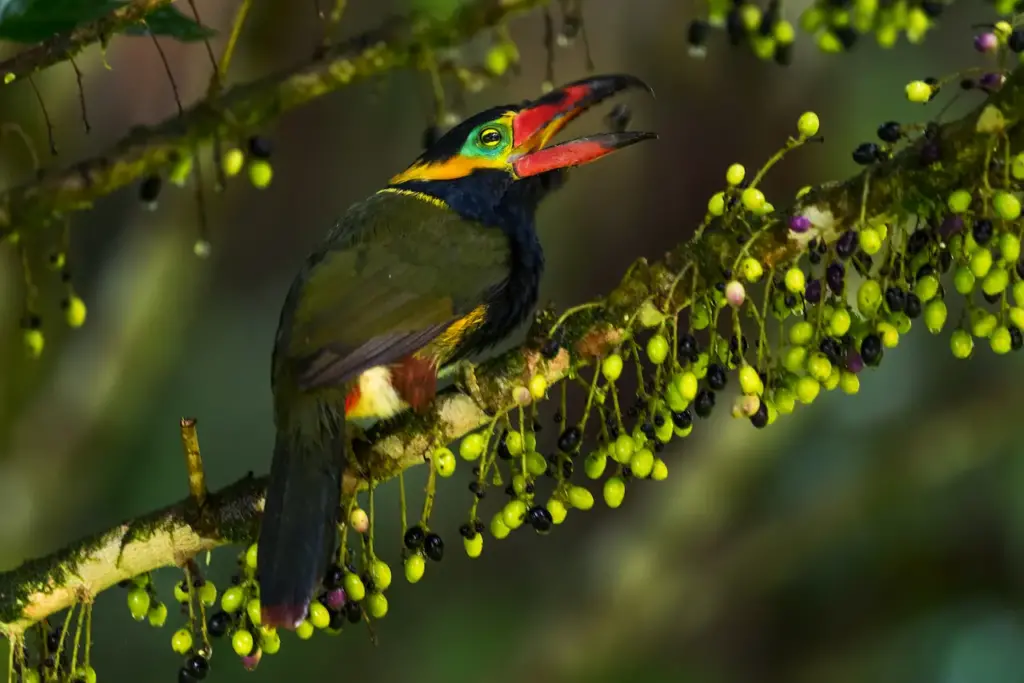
[257,424,343,630]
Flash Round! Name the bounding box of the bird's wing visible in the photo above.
[280,195,511,392]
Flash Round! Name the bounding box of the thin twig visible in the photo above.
[148,32,183,115]
[26,76,56,156]
[69,56,91,133]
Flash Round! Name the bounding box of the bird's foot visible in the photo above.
[449,360,485,407]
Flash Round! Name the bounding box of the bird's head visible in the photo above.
[386,74,656,226]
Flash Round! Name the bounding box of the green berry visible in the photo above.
[247,598,261,627]
[950,329,973,359]
[603,477,626,508]
[784,346,808,373]
[504,430,524,455]
[738,365,763,395]
[198,581,217,606]
[877,322,899,348]
[774,387,796,414]
[232,629,255,657]
[309,601,330,628]
[994,191,1021,220]
[982,268,1009,296]
[1001,233,1021,262]
[171,627,193,654]
[459,432,486,461]
[585,451,608,479]
[366,593,389,619]
[797,111,820,137]
[344,573,366,602]
[1014,281,1024,307]
[261,629,282,655]
[839,371,860,395]
[464,532,484,558]
[490,513,511,539]
[741,257,764,283]
[953,266,976,295]
[629,448,655,478]
[568,486,595,510]
[677,372,698,401]
[127,587,151,621]
[612,434,634,463]
[971,310,998,338]
[602,353,624,381]
[1013,153,1024,180]
[221,586,244,613]
[708,191,726,216]
[947,189,972,214]
[924,299,948,334]
[726,163,746,185]
[404,553,426,583]
[970,247,994,278]
[823,367,841,391]
[546,498,568,524]
[484,45,509,76]
[173,581,189,603]
[248,159,273,188]
[222,148,245,177]
[370,559,392,591]
[784,267,806,294]
[651,458,669,480]
[432,447,456,477]
[646,334,669,364]
[795,376,820,404]
[147,601,168,627]
[991,326,1013,354]
[245,543,258,569]
[858,227,882,255]
[502,500,527,530]
[296,620,314,639]
[741,187,765,212]
[789,320,814,345]
[857,280,883,316]
[806,352,832,382]
[914,275,940,302]
[525,451,547,476]
[829,308,852,336]
[1010,307,1024,330]
[905,80,932,102]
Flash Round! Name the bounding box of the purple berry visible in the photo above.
[974,32,998,53]
[324,588,347,610]
[826,262,846,294]
[938,214,964,237]
[789,215,811,233]
[805,278,822,303]
[980,72,1005,90]
[846,351,864,373]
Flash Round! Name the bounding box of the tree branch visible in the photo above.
[0,0,549,238]
[1,13,1021,646]
[0,0,172,82]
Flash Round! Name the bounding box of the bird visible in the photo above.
[257,73,656,630]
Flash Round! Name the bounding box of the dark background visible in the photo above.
[2,1,1024,682]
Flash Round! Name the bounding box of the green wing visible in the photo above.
[276,191,511,392]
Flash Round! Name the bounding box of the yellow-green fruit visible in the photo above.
[484,45,509,75]
[982,268,1010,297]
[774,387,796,414]
[741,257,764,283]
[1002,233,1022,263]
[806,352,832,382]
[245,543,259,569]
[677,372,699,401]
[585,451,607,479]
[464,532,484,558]
[991,326,1013,354]
[366,593,389,619]
[789,320,814,345]
[993,191,1022,220]
[784,346,808,373]
[971,310,998,338]
[646,334,669,364]
[369,560,392,591]
[629,448,655,478]
[23,329,43,358]
[784,267,806,294]
[247,598,262,627]
[924,299,948,334]
[651,458,668,480]
[602,353,624,381]
[248,159,273,188]
[309,601,330,628]
[954,267,976,295]
[947,189,972,214]
[708,191,726,216]
[148,602,168,627]
[222,148,245,176]
[261,630,282,655]
[795,376,820,404]
[221,586,244,613]
[568,486,595,510]
[738,365,763,395]
[797,111,820,137]
[459,432,486,461]
[914,275,939,303]
[505,430,523,455]
[829,308,852,336]
[1010,307,1024,330]
[528,373,547,399]
[950,329,973,359]
[970,248,994,279]
[296,620,314,639]
[64,296,87,328]
[839,371,860,395]
[858,227,882,255]
[502,499,527,530]
[127,587,151,621]
[726,163,746,185]
[603,476,626,508]
[199,581,217,606]
[232,629,255,657]
[877,322,899,348]
[490,514,511,539]
[432,447,456,477]
[546,498,568,524]
[404,553,426,583]
[171,628,192,654]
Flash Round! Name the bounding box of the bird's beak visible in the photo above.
[509,73,657,178]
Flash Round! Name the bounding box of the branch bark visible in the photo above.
[0,0,172,82]
[1,15,1021,643]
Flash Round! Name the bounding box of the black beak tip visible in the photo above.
[590,73,655,100]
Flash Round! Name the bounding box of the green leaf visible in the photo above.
[123,5,215,42]
[0,0,126,43]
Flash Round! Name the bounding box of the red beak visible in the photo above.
[509,74,656,178]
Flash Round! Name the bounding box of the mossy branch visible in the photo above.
[0,0,173,82]
[0,0,549,239]
[2,60,1021,638]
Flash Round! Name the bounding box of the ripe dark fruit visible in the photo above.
[835,230,857,259]
[852,142,880,165]
[860,334,883,366]
[179,667,199,683]
[404,525,426,550]
[541,338,561,359]
[677,333,699,359]
[247,135,272,159]
[185,654,210,680]
[687,18,709,48]
[671,409,692,430]
[423,532,444,561]
[750,400,768,429]
[557,426,581,453]
[459,523,474,538]
[826,262,846,294]
[805,278,822,303]
[139,174,162,203]
[885,287,906,312]
[207,611,231,638]
[877,121,901,143]
[972,218,994,245]
[904,293,922,319]
[694,389,716,418]
[527,506,553,533]
[1009,29,1024,53]
[706,363,727,391]
[324,564,344,590]
[1010,326,1023,350]
[344,600,362,623]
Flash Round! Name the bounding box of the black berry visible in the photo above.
[423,532,444,561]
[403,525,426,550]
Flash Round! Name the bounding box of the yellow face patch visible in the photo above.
[389,112,517,185]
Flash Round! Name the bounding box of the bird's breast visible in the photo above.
[344,366,408,420]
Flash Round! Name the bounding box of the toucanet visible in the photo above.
[258,73,656,629]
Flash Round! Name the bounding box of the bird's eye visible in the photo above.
[478,128,503,147]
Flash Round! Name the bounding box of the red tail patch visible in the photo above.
[390,356,438,413]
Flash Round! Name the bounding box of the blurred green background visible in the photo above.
[3,1,1024,682]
